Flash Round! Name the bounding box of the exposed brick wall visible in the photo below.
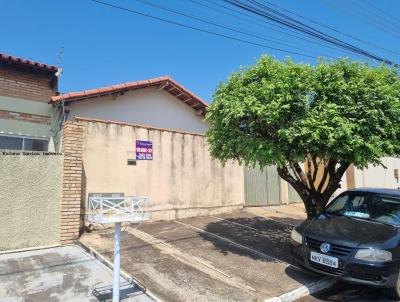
[61,121,83,244]
[0,109,50,124]
[0,63,57,102]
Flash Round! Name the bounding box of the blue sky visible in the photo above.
[1,0,399,102]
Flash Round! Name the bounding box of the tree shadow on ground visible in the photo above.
[259,214,306,226]
[198,216,297,264]
[198,215,322,287]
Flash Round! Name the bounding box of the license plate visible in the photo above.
[310,251,338,268]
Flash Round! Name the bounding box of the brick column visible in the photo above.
[60,121,84,244]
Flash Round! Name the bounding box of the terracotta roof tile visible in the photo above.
[68,92,83,98]
[0,52,58,73]
[51,76,208,115]
[111,84,126,90]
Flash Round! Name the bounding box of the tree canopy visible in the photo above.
[206,56,400,218]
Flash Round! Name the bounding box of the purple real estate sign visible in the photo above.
[136,140,153,160]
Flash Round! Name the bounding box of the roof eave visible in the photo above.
[51,77,208,116]
[0,53,58,74]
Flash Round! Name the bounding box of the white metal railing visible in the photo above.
[88,196,149,302]
[88,196,148,224]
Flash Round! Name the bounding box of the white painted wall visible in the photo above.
[335,173,348,196]
[354,157,400,189]
[66,87,208,134]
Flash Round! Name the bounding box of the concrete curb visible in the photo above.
[77,241,162,302]
[264,277,336,302]
[0,244,62,255]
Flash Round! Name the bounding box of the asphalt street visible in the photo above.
[296,281,398,302]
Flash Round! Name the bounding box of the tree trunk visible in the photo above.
[277,159,350,219]
[303,196,316,219]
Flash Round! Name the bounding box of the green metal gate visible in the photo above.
[244,165,281,206]
[288,184,303,203]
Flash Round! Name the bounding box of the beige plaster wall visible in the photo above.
[81,120,244,221]
[0,154,62,250]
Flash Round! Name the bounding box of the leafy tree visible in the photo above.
[206,56,400,218]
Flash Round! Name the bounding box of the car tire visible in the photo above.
[386,272,400,300]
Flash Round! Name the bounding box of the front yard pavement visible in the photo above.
[80,208,324,302]
[0,245,153,302]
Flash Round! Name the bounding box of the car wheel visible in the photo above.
[386,272,400,300]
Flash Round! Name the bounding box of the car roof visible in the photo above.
[347,187,400,197]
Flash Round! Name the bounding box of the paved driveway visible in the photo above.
[0,245,153,302]
[80,209,323,302]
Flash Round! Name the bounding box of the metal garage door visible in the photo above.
[244,165,281,206]
[288,184,303,203]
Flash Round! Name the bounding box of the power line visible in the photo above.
[89,0,318,59]
[257,0,400,57]
[226,0,367,56]
[352,0,400,32]
[321,0,400,39]
[363,0,400,26]
[187,0,361,58]
[133,0,339,58]
[347,0,400,35]
[224,0,398,66]
[202,0,332,43]
[246,0,398,58]
[203,0,352,53]
[334,0,400,37]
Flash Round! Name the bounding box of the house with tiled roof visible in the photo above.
[51,76,209,134]
[0,53,60,151]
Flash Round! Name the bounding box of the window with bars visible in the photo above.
[0,135,49,151]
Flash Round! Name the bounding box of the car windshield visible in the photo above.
[325,192,400,227]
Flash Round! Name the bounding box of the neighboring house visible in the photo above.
[51,76,208,134]
[0,53,65,251]
[0,53,60,151]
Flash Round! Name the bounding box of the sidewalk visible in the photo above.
[0,245,153,302]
